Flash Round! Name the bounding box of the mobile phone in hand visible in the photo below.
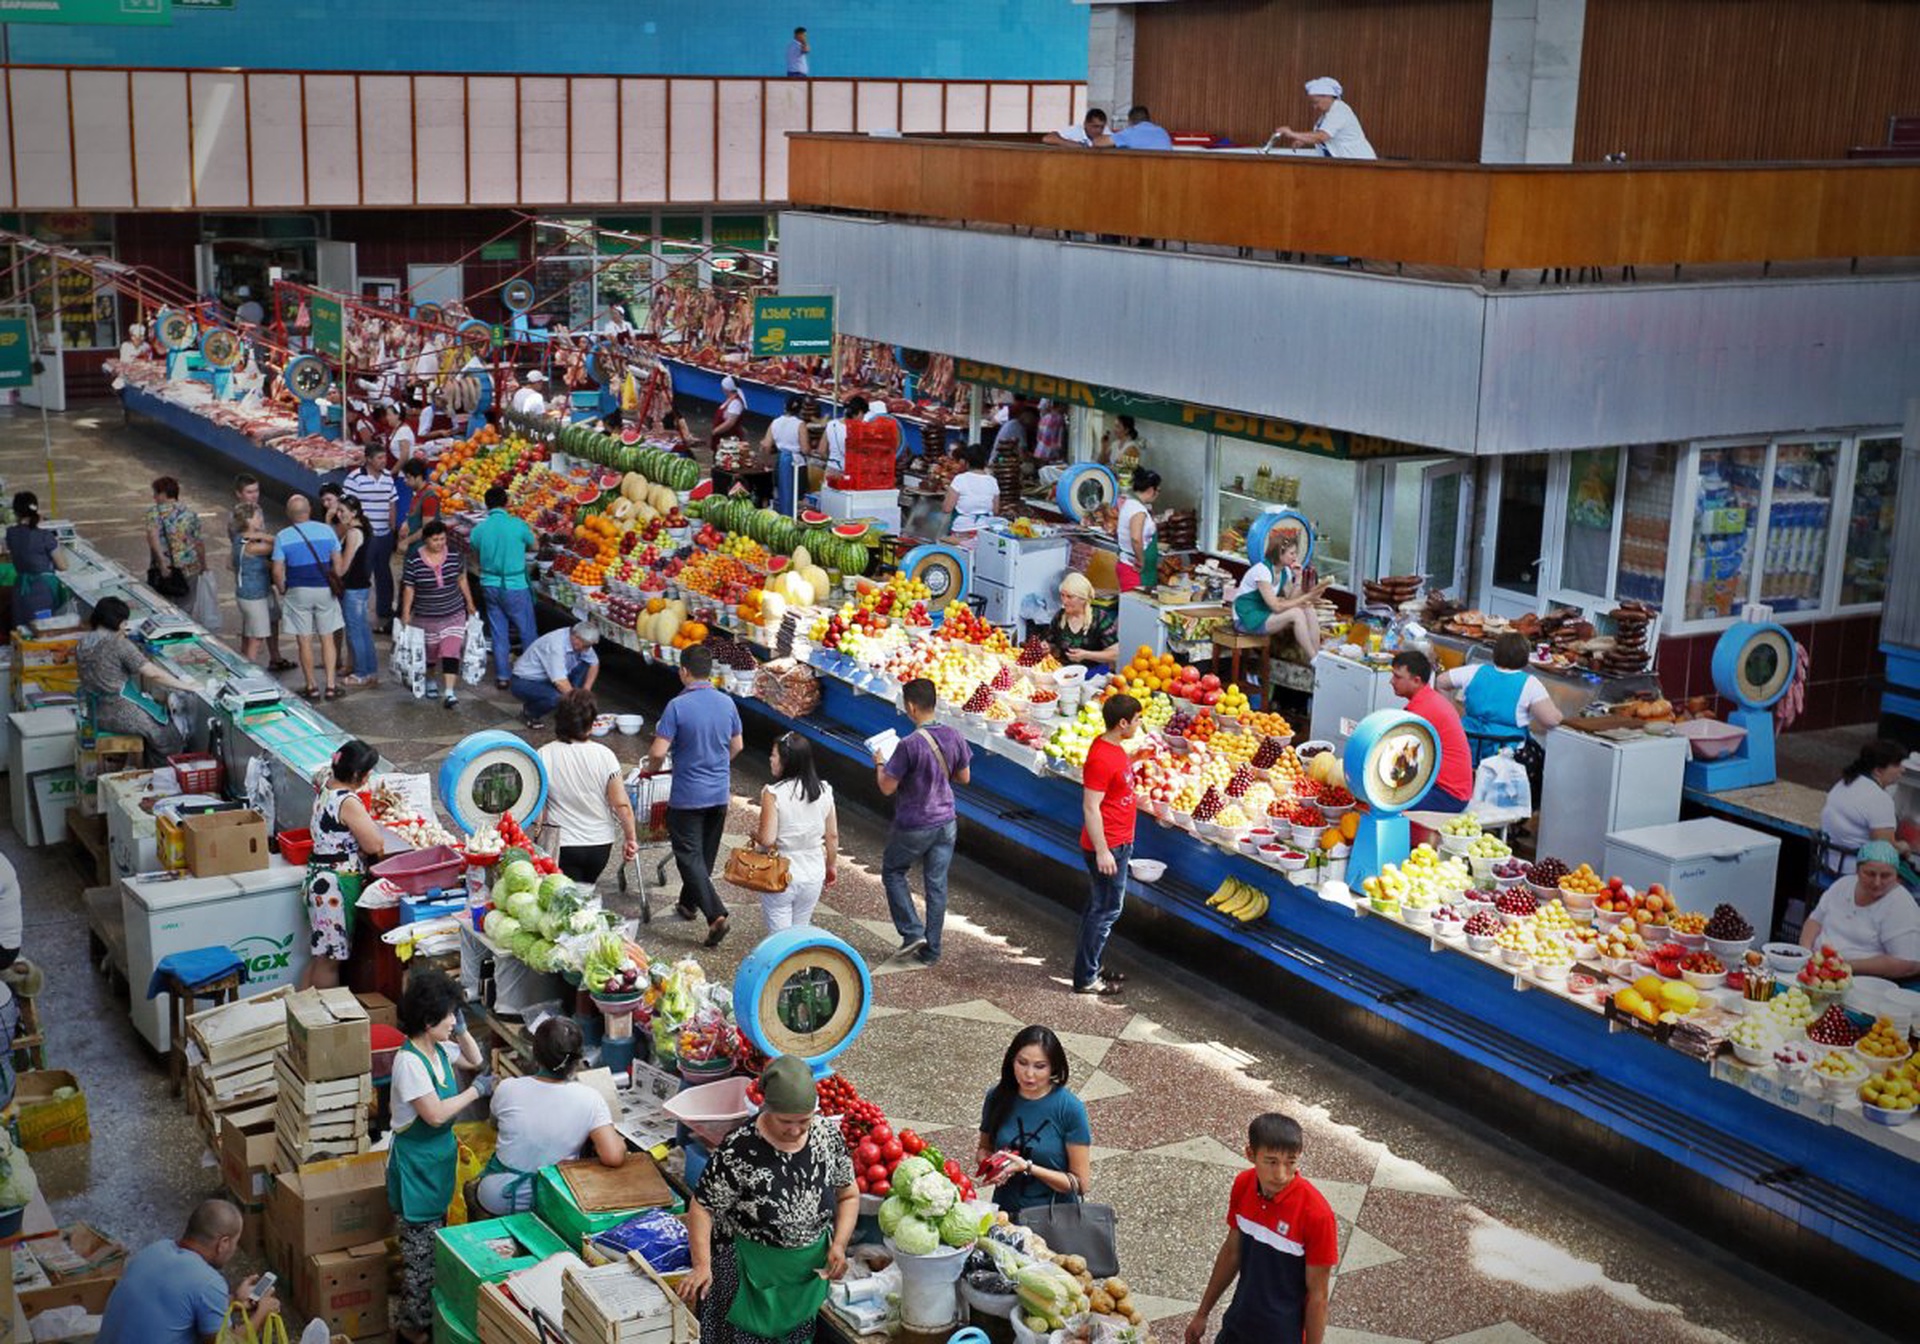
[249,1272,277,1304]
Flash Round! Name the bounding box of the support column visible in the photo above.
[1086,4,1136,123]
[1481,0,1588,164]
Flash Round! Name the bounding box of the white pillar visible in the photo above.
[1086,4,1136,123]
[1481,0,1588,164]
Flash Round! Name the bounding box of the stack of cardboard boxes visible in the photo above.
[192,986,292,1154]
[275,989,373,1173]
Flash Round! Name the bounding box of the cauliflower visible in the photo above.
[908,1171,957,1219]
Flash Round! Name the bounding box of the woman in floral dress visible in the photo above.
[300,740,384,990]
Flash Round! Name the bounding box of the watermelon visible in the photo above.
[799,509,832,528]
[832,523,869,541]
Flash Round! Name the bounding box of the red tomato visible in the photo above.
[870,1124,893,1145]
[871,1178,890,1197]
[867,1163,890,1185]
[901,1131,924,1155]
[882,1139,904,1163]
[855,1141,881,1168]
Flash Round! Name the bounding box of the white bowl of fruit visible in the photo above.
[1854,1018,1915,1068]
[1679,951,1727,991]
[1811,1048,1869,1098]
[1858,1068,1919,1126]
[1728,1015,1785,1066]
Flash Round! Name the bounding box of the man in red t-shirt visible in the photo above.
[1187,1112,1336,1344]
[1389,650,1472,813]
[1075,693,1141,997]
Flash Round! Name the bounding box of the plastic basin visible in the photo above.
[1672,719,1748,761]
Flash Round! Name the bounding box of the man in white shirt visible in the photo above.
[786,26,810,78]
[510,370,548,417]
[597,305,633,337]
[1273,77,1377,160]
[343,444,400,628]
[818,395,859,479]
[1044,109,1109,148]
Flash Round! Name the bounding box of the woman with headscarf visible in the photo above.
[709,375,748,452]
[1045,573,1118,666]
[1800,842,1919,980]
[680,1054,858,1344]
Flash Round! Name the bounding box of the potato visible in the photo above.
[1090,1290,1115,1315]
[1063,1254,1087,1276]
[1104,1277,1130,1298]
[1124,1307,1142,1325]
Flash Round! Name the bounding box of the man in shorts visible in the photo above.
[271,495,345,700]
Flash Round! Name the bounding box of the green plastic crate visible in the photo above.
[432,1288,480,1344]
[532,1161,686,1253]
[432,1213,569,1331]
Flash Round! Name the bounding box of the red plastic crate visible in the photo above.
[167,753,225,795]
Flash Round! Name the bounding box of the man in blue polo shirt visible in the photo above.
[98,1199,278,1344]
[646,645,744,948]
[270,494,344,700]
[1108,105,1173,149]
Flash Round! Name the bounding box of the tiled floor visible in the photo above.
[1,407,1892,1343]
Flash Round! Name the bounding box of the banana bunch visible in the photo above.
[1206,876,1270,922]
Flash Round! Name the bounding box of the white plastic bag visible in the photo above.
[391,623,429,697]
[1469,747,1532,818]
[460,612,490,686]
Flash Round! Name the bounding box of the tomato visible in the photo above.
[870,1124,893,1145]
[855,1141,881,1168]
[871,1178,890,1197]
[867,1163,890,1185]
[901,1131,924,1156]
[882,1139,904,1164]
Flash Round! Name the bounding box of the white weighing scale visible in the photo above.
[216,672,285,717]
[135,614,199,643]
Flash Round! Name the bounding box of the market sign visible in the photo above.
[753,295,834,357]
[0,0,172,23]
[954,360,1421,461]
[176,0,231,8]
[0,318,35,390]
[309,294,344,359]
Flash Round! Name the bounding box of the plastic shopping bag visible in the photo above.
[391,624,428,698]
[215,1301,290,1344]
[460,612,491,686]
[1469,747,1532,818]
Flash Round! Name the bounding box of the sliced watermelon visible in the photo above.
[574,485,601,506]
[831,523,870,540]
[620,427,641,445]
[799,509,832,528]
[767,556,791,574]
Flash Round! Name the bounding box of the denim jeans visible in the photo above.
[509,657,585,720]
[882,820,957,957]
[368,529,397,622]
[341,587,378,678]
[1073,842,1132,989]
[483,584,538,681]
[773,449,801,518]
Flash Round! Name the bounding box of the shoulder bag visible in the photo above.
[146,509,192,599]
[298,525,345,600]
[1015,1177,1121,1279]
[723,840,790,894]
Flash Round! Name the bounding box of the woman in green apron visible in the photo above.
[1231,527,1328,658]
[388,968,490,1344]
[1116,469,1163,592]
[680,1054,859,1344]
[74,597,204,759]
[299,740,385,991]
[472,1016,627,1216]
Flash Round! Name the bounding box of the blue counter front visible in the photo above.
[119,385,330,497]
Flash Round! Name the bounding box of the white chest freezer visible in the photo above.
[121,859,310,1052]
[1604,818,1783,943]
[8,707,76,846]
[1537,728,1689,870]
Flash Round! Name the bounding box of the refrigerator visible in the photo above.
[122,860,311,1052]
[1604,818,1783,943]
[1308,652,1399,746]
[970,533,1070,636]
[7,707,76,847]
[1536,728,1689,869]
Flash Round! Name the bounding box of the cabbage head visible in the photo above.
[503,859,539,894]
[890,1214,939,1256]
[539,872,577,903]
[891,1155,934,1188]
[908,1171,956,1219]
[876,1196,912,1238]
[938,1203,985,1248]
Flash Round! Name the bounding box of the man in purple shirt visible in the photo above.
[874,677,972,964]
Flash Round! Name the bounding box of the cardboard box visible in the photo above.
[266,1152,392,1259]
[8,1071,89,1152]
[353,992,397,1031]
[17,1273,117,1342]
[13,1224,127,1286]
[182,809,269,877]
[220,1113,278,1204]
[294,1241,389,1339]
[286,988,371,1082]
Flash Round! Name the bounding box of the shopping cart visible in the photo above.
[620,767,677,923]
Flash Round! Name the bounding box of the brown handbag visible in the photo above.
[723,843,790,894]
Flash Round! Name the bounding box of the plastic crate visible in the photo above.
[372,844,467,895]
[276,828,314,865]
[401,892,468,925]
[167,754,225,795]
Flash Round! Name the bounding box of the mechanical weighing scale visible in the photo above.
[1245,507,1317,568]
[1343,709,1443,886]
[196,327,245,400]
[896,544,971,613]
[283,353,338,439]
[437,730,549,836]
[153,308,199,381]
[501,277,542,344]
[733,927,874,1077]
[1053,463,1118,522]
[1684,619,1796,792]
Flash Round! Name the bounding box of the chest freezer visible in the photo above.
[1537,728,1689,872]
[1308,653,1399,747]
[121,859,310,1052]
[8,707,76,847]
[1604,818,1783,944]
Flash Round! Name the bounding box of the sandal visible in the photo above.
[300,686,320,701]
[268,658,295,672]
[324,686,342,700]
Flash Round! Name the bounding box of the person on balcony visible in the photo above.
[1272,78,1376,159]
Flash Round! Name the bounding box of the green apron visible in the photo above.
[728,1230,830,1338]
[387,1041,461,1223]
[1232,589,1271,633]
[477,1150,539,1214]
[1138,537,1161,587]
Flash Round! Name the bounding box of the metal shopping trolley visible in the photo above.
[620,766,677,923]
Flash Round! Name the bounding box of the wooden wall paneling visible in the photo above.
[621,79,668,202]
[358,75,414,206]
[1132,0,1491,160]
[413,75,465,206]
[668,78,716,203]
[570,78,619,204]
[12,69,75,208]
[467,76,518,205]
[762,77,809,202]
[519,77,569,204]
[1577,0,1920,162]
[71,69,135,209]
[303,74,360,206]
[716,80,764,202]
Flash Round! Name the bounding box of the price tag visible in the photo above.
[379,772,436,817]
[1340,717,1359,737]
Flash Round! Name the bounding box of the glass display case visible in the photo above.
[1758,440,1839,613]
[1212,439,1356,588]
[1684,443,1765,621]
[1615,444,1680,607]
[1840,436,1901,607]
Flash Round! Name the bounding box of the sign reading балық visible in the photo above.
[0,0,173,24]
[753,295,834,357]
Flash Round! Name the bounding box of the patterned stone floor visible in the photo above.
[2,407,1884,1343]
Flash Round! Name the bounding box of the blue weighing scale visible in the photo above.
[1245,508,1317,568]
[283,354,340,439]
[1053,463,1118,522]
[195,327,245,400]
[1344,709,1444,887]
[733,927,874,1078]
[1685,620,1796,792]
[437,730,549,836]
[898,543,971,613]
[154,308,199,381]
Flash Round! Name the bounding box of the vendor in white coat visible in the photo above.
[1800,842,1920,981]
[1272,77,1377,159]
[509,370,548,417]
[1819,739,1911,876]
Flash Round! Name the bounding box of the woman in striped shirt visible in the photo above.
[399,521,476,708]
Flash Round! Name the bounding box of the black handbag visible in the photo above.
[1015,1191,1120,1279]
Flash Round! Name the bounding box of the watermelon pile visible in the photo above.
[546,422,700,491]
[687,499,872,576]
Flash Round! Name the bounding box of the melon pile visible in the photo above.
[691,498,873,577]
[607,471,682,524]
[763,547,835,607]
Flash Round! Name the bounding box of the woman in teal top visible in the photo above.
[388,969,490,1344]
[1439,632,1563,766]
[975,1026,1094,1215]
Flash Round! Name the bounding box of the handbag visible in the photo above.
[147,509,193,599]
[297,525,345,600]
[1015,1187,1121,1279]
[723,842,790,894]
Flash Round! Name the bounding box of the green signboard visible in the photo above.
[0,318,34,391]
[310,295,344,359]
[176,0,232,9]
[479,239,519,262]
[0,0,172,24]
[753,295,834,357]
[950,359,1419,461]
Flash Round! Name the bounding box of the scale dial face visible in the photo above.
[502,278,536,313]
[155,309,198,351]
[285,355,331,400]
[200,329,243,370]
[734,928,875,1070]
[460,319,493,353]
[1356,717,1440,812]
[416,303,446,328]
[1734,628,1793,707]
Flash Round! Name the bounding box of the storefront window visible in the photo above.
[1841,436,1901,606]
[1559,448,1620,599]
[1491,453,1549,598]
[1214,439,1353,586]
[1615,444,1680,608]
[1758,440,1839,613]
[1684,444,1764,621]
